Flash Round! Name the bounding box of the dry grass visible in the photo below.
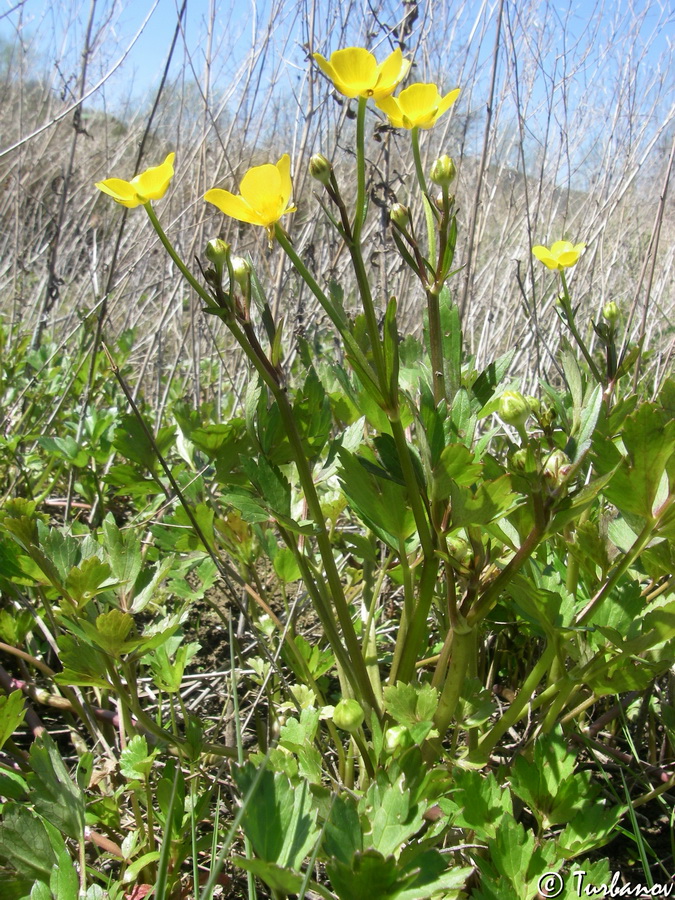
[1,0,673,403]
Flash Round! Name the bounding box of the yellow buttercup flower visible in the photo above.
[313,47,410,100]
[95,153,175,208]
[204,154,296,235]
[376,83,460,129]
[532,241,586,270]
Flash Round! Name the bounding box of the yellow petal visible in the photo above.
[204,188,262,225]
[398,83,440,122]
[375,95,405,127]
[328,47,378,96]
[372,48,410,100]
[239,163,286,224]
[95,178,142,208]
[532,246,560,270]
[132,152,175,201]
[275,154,293,211]
[550,240,574,255]
[436,87,461,118]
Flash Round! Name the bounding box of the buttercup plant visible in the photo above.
[5,33,671,900]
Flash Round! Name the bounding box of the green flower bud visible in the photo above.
[602,301,619,324]
[390,203,410,229]
[333,698,364,733]
[526,396,541,417]
[230,255,252,289]
[309,153,332,186]
[498,390,531,428]
[205,238,230,267]
[543,449,571,487]
[510,448,529,471]
[429,154,457,188]
[384,725,414,754]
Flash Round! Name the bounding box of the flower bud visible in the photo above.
[429,154,457,188]
[526,396,540,417]
[602,301,619,324]
[543,449,571,487]
[389,203,410,229]
[498,390,531,428]
[205,238,230,267]
[230,255,252,289]
[332,698,364,733]
[309,153,332,186]
[510,448,529,471]
[384,725,414,754]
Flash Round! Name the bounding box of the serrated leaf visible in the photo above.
[383,682,439,728]
[27,732,84,840]
[120,735,156,780]
[233,766,320,869]
[0,805,57,881]
[102,514,142,589]
[450,475,519,528]
[0,690,26,750]
[327,848,415,900]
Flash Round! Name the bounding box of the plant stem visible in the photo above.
[433,625,475,738]
[470,641,557,764]
[353,97,368,243]
[559,270,603,383]
[411,127,437,264]
[426,285,447,406]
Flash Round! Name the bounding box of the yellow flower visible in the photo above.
[95,153,175,208]
[376,83,460,129]
[532,240,586,270]
[204,154,296,234]
[312,47,410,100]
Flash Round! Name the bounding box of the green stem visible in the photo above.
[426,286,447,406]
[353,96,368,242]
[274,225,381,397]
[411,127,437,263]
[433,625,475,738]
[470,641,557,764]
[391,557,440,684]
[145,202,213,306]
[559,270,603,383]
[272,386,379,711]
[575,514,658,626]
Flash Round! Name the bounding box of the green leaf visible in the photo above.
[233,766,319,870]
[0,690,26,750]
[53,633,110,689]
[449,475,519,528]
[64,556,114,607]
[27,732,84,840]
[597,402,675,518]
[0,805,57,881]
[567,382,603,462]
[361,774,425,857]
[558,803,625,858]
[323,794,363,865]
[337,449,416,549]
[327,849,415,900]
[102,514,142,589]
[113,414,175,472]
[232,857,306,895]
[431,443,482,501]
[120,735,156,780]
[439,769,512,840]
[85,609,134,658]
[383,682,439,728]
[273,547,302,583]
[279,708,320,752]
[0,768,29,800]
